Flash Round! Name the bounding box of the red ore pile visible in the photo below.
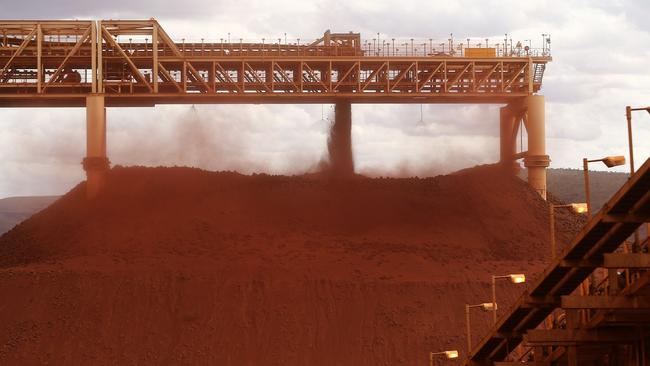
[0,164,583,365]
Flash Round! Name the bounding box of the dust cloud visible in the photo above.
[109,104,493,179]
[110,105,322,175]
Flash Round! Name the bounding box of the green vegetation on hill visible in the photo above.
[524,168,629,213]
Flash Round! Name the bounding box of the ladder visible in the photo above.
[533,63,546,84]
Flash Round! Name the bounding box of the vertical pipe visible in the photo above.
[299,61,303,92]
[36,24,42,93]
[240,61,245,92]
[84,95,109,199]
[565,309,580,363]
[90,22,97,93]
[491,277,497,324]
[549,205,556,259]
[567,346,578,366]
[182,61,187,91]
[627,107,635,175]
[527,57,534,94]
[499,103,518,172]
[626,106,643,251]
[500,61,504,92]
[465,305,472,352]
[269,61,275,92]
[210,61,216,93]
[641,329,646,366]
[152,24,159,93]
[97,21,103,93]
[579,157,594,302]
[608,268,619,295]
[583,158,592,219]
[523,95,549,199]
[328,61,333,92]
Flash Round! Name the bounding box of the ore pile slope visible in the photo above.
[0,165,582,365]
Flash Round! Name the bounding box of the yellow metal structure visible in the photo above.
[465,48,496,58]
[0,19,550,106]
[0,19,552,197]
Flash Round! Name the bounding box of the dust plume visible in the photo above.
[110,105,321,175]
[319,102,355,177]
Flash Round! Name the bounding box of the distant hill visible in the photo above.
[0,196,59,235]
[526,168,629,213]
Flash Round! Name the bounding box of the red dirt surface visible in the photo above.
[0,165,583,365]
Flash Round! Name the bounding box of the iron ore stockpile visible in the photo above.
[0,165,582,365]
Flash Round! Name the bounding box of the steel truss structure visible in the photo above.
[0,19,550,107]
[466,158,650,366]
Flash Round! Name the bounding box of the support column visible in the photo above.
[523,95,550,200]
[499,103,519,174]
[328,101,354,177]
[83,95,109,198]
[566,309,580,366]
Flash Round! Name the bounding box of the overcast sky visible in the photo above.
[1,0,649,198]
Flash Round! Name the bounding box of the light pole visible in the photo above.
[465,303,496,352]
[549,203,587,259]
[626,106,650,175]
[491,274,525,323]
[583,156,626,218]
[626,105,650,240]
[583,156,625,295]
[429,350,459,365]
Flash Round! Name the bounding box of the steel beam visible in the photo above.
[602,213,650,223]
[524,329,639,346]
[0,93,533,107]
[560,253,650,269]
[561,295,650,309]
[0,20,551,105]
[523,295,560,308]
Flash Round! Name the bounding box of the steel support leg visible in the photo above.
[523,95,550,200]
[83,95,109,198]
[499,103,519,174]
[329,101,354,176]
[565,309,580,366]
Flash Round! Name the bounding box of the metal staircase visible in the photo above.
[533,63,546,85]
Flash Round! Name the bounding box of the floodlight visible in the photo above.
[509,274,526,283]
[444,350,459,359]
[601,156,626,168]
[570,203,588,214]
[480,303,497,311]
